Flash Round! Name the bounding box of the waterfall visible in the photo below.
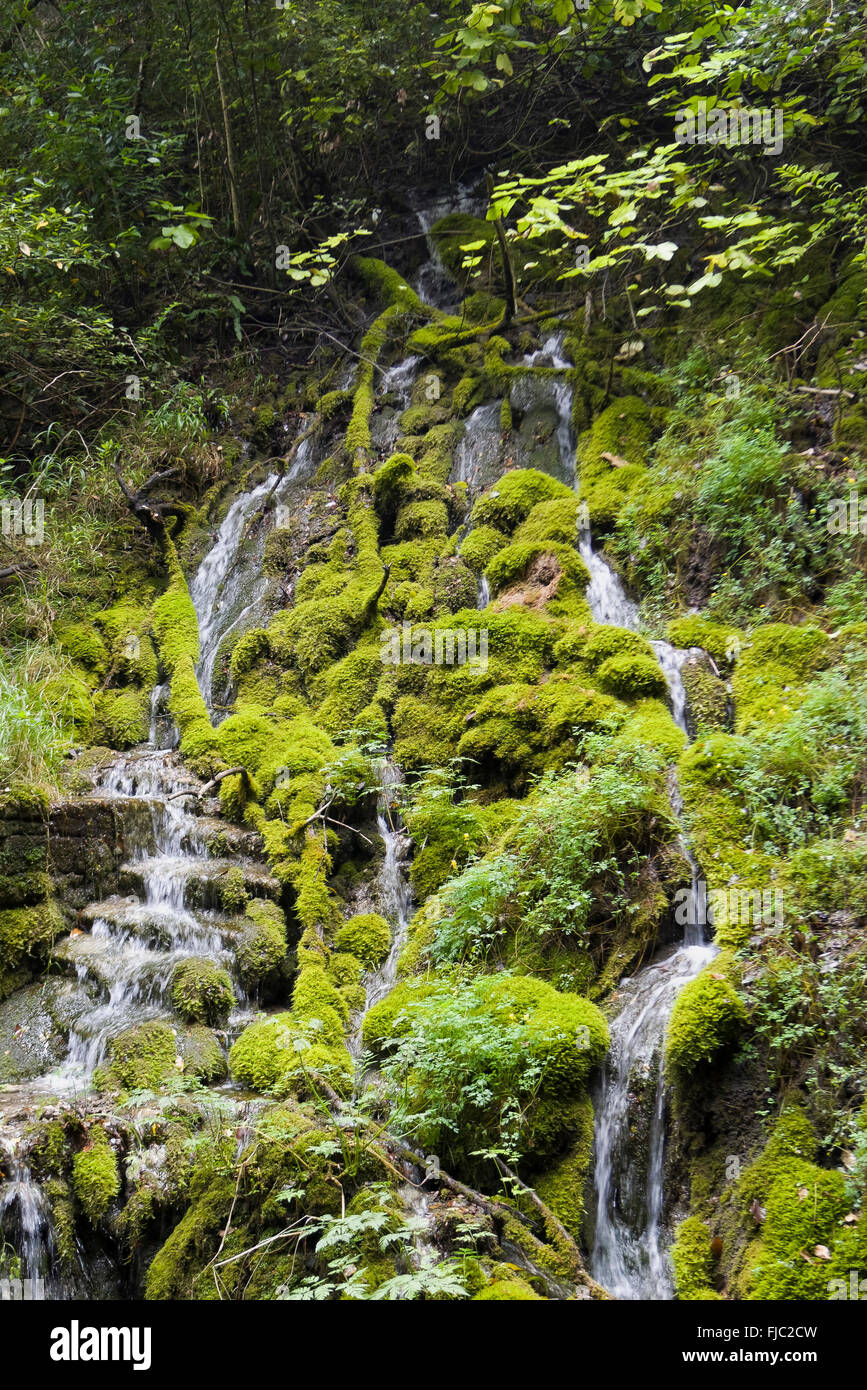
[190,473,279,706]
[190,431,318,711]
[589,938,717,1299]
[0,1148,57,1293]
[413,184,484,309]
[351,759,413,1053]
[452,401,503,493]
[535,338,718,1298]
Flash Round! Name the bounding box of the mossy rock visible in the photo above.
[577,397,651,531]
[334,912,392,969]
[171,958,236,1026]
[72,1129,121,1225]
[178,1025,227,1082]
[0,900,64,976]
[236,898,288,988]
[665,957,747,1073]
[671,1216,720,1300]
[596,652,668,701]
[473,1276,543,1300]
[471,469,573,532]
[458,524,509,573]
[228,1011,352,1097]
[91,687,150,749]
[96,1020,178,1091]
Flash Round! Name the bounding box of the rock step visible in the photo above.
[117,855,280,911]
[79,895,239,950]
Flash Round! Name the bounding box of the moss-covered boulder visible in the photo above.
[72,1129,121,1225]
[171,958,236,1026]
[334,913,392,969]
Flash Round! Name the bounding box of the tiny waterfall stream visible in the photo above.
[0,448,310,1297]
[528,340,719,1299]
[2,256,712,1300]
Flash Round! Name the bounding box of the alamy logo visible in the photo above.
[1,496,44,546]
[675,100,784,156]
[827,489,867,535]
[0,1276,45,1299]
[828,1270,867,1299]
[675,881,783,928]
[50,1320,152,1371]
[380,623,488,673]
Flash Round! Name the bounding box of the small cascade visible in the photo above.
[190,431,318,712]
[589,936,717,1300]
[354,761,413,1043]
[413,184,484,309]
[0,1146,58,1293]
[26,749,272,1094]
[477,574,490,609]
[532,335,718,1298]
[372,355,421,455]
[452,401,503,493]
[191,473,280,705]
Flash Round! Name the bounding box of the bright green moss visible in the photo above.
[228,1011,352,1096]
[353,255,422,311]
[229,628,271,681]
[91,687,150,749]
[666,616,740,667]
[72,1129,121,1225]
[55,622,108,674]
[361,977,438,1053]
[485,540,590,598]
[473,1277,543,1300]
[458,524,509,572]
[613,698,686,762]
[365,974,608,1162]
[533,1094,595,1241]
[471,469,573,532]
[581,625,655,668]
[732,623,830,734]
[96,1020,177,1091]
[596,652,668,701]
[514,495,581,546]
[671,1217,719,1300]
[577,397,651,531]
[334,912,392,969]
[292,964,348,1038]
[665,955,747,1073]
[736,1105,853,1300]
[171,958,236,1026]
[394,499,449,541]
[0,900,63,974]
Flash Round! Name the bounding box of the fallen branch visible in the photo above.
[167,766,246,801]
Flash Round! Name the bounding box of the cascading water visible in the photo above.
[190,433,319,711]
[0,1146,57,1295]
[529,337,718,1298]
[351,760,413,1052]
[452,401,503,493]
[413,184,485,309]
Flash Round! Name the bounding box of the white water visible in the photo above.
[534,338,718,1298]
[453,401,502,492]
[0,1148,58,1290]
[590,940,717,1299]
[191,473,279,706]
[351,761,413,1052]
[413,184,484,309]
[190,432,318,710]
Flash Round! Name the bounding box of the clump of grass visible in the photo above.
[0,644,73,788]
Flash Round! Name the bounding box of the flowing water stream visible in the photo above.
[526,341,718,1299]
